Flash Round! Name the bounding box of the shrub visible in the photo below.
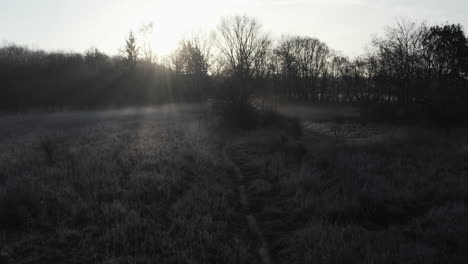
[212,100,260,130]
[212,100,304,135]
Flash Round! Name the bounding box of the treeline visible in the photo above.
[0,44,208,111]
[1,16,467,121]
[270,21,468,106]
[213,16,468,123]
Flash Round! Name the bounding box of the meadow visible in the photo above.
[1,103,467,263]
[0,104,259,263]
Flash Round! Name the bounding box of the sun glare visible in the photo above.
[133,0,221,57]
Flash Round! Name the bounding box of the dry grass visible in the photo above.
[226,120,468,264]
[2,104,468,263]
[0,104,258,264]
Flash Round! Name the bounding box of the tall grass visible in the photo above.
[226,121,468,263]
[0,107,258,264]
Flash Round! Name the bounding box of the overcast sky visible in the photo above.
[1,0,467,57]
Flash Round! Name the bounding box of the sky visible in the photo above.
[1,0,467,58]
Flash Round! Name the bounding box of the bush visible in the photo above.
[212,100,260,130]
[212,100,303,135]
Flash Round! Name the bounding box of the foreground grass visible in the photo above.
[0,106,258,264]
[227,121,468,264]
[2,104,468,263]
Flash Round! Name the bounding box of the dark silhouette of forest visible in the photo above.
[1,16,467,123]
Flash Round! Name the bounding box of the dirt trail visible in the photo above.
[223,142,274,264]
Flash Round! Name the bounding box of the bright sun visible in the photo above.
[150,29,181,57]
[127,0,221,57]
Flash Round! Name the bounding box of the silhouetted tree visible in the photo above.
[177,41,209,76]
[420,24,468,123]
[424,24,468,84]
[274,36,330,102]
[274,36,300,99]
[121,31,140,64]
[217,15,271,103]
[171,39,211,100]
[84,47,109,66]
[2,16,468,125]
[372,19,428,104]
[327,53,351,102]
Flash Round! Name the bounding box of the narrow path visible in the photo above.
[223,143,274,264]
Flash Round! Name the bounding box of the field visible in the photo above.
[0,104,260,263]
[1,103,468,263]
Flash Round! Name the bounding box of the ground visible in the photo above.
[1,103,468,263]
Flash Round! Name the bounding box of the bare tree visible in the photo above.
[139,22,156,63]
[372,18,428,104]
[217,15,272,102]
[295,37,330,101]
[274,36,330,101]
[192,32,216,74]
[274,36,300,99]
[327,52,350,102]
